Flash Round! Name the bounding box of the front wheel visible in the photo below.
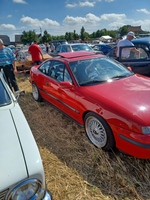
[84,112,115,151]
[32,82,42,102]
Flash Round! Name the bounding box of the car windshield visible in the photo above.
[0,79,11,106]
[71,44,92,51]
[69,57,134,86]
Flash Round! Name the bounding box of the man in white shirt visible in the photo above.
[116,31,139,59]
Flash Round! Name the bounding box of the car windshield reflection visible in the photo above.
[69,57,134,86]
[0,79,11,106]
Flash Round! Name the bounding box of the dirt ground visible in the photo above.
[17,73,150,200]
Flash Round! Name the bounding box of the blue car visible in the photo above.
[107,42,150,77]
[92,43,112,55]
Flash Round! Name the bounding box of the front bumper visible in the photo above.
[112,125,150,159]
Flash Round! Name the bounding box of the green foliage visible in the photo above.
[21,30,38,44]
[119,25,130,37]
[20,25,144,44]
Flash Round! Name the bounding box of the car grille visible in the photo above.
[0,189,9,200]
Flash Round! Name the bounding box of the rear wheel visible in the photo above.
[84,112,115,151]
[32,83,42,102]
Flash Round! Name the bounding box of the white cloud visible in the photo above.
[13,0,27,4]
[0,24,16,30]
[63,15,86,25]
[20,16,60,28]
[136,8,150,15]
[65,3,77,8]
[79,1,95,7]
[100,13,126,21]
[7,15,12,18]
[105,0,115,2]
[66,1,97,8]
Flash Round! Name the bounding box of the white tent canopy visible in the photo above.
[100,35,112,42]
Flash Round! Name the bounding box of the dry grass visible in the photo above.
[17,73,150,200]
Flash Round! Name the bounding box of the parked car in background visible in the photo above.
[92,43,112,55]
[15,49,51,70]
[50,39,68,49]
[8,45,16,53]
[132,37,150,52]
[50,43,103,56]
[0,70,52,200]
[107,45,150,76]
[30,51,150,159]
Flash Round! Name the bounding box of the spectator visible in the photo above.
[45,43,50,53]
[116,32,139,59]
[28,40,44,65]
[50,43,55,52]
[0,38,22,93]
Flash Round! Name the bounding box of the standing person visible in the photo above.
[50,43,55,52]
[0,38,21,93]
[45,43,50,53]
[116,31,139,59]
[28,40,44,65]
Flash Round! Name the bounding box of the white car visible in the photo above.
[0,71,52,200]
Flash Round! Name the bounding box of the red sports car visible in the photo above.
[30,51,150,159]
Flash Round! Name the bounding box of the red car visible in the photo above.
[30,51,150,159]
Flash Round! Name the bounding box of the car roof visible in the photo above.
[94,43,110,46]
[61,43,89,46]
[132,37,150,45]
[57,51,104,61]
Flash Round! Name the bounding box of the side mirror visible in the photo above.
[59,81,73,88]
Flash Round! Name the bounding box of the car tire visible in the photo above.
[84,112,115,151]
[32,83,42,102]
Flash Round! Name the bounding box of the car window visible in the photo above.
[49,61,72,83]
[93,46,100,51]
[120,46,148,60]
[107,47,116,57]
[69,57,133,85]
[56,45,61,53]
[39,60,51,75]
[0,79,11,106]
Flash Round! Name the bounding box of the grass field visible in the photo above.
[17,73,150,200]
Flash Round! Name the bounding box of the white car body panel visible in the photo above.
[0,71,52,199]
[0,108,27,190]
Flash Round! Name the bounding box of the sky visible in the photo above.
[1,0,150,41]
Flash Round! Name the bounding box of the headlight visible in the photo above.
[7,179,45,200]
[142,127,150,134]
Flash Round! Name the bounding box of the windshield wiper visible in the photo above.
[80,79,106,86]
[110,75,129,80]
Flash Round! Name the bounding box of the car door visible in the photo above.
[53,62,79,120]
[118,46,150,76]
[36,60,62,108]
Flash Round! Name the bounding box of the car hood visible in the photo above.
[0,107,27,190]
[83,74,150,125]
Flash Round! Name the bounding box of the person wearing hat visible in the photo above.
[0,38,22,93]
[116,31,139,59]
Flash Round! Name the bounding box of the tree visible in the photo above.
[21,30,37,44]
[80,26,85,41]
[41,30,52,43]
[119,25,129,37]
